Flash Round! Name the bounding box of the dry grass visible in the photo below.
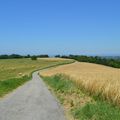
[38,58,71,61]
[40,62,120,105]
[0,58,74,97]
[0,58,73,81]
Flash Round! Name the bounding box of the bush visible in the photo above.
[31,56,37,60]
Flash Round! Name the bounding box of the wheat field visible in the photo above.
[40,62,120,105]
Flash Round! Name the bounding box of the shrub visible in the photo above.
[31,56,37,60]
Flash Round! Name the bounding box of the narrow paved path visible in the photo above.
[0,71,66,120]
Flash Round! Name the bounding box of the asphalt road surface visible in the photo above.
[0,71,66,120]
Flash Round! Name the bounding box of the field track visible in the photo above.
[0,71,66,120]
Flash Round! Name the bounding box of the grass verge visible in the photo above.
[0,76,30,97]
[42,74,120,120]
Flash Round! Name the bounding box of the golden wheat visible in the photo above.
[40,62,120,105]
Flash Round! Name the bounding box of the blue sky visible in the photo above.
[0,0,120,55]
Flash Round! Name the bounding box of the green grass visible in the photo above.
[72,101,120,120]
[0,58,74,97]
[42,75,120,120]
[42,75,76,94]
[0,76,30,97]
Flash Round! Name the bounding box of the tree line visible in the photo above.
[55,55,120,68]
[0,54,49,59]
[1,54,120,68]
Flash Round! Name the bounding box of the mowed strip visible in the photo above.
[40,62,120,105]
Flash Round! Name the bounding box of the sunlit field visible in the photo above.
[40,62,120,105]
[0,58,73,81]
[0,58,73,97]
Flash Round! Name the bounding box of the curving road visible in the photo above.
[0,71,66,120]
